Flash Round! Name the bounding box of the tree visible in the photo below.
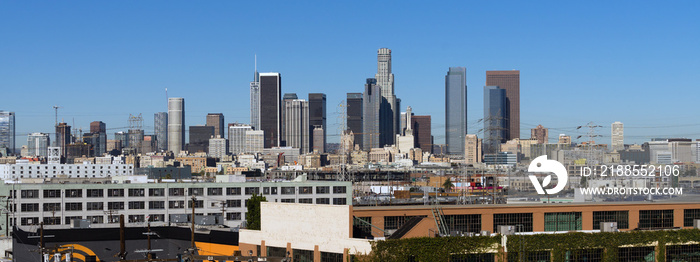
[442,178,454,192]
[245,193,267,230]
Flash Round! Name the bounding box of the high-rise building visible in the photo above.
[259,73,281,148]
[88,121,107,156]
[114,131,128,149]
[188,126,214,153]
[346,93,363,149]
[55,122,71,158]
[250,61,261,130]
[208,136,228,158]
[612,121,624,151]
[228,123,252,155]
[0,111,15,155]
[465,134,482,164]
[484,86,507,154]
[281,93,298,146]
[486,70,520,140]
[245,130,264,154]
[363,78,381,150]
[308,93,326,153]
[559,134,572,145]
[531,125,549,144]
[154,112,168,152]
[168,98,185,155]
[375,48,399,144]
[312,126,325,153]
[412,115,432,154]
[445,67,467,155]
[206,113,225,139]
[127,129,144,154]
[284,99,310,153]
[27,133,50,157]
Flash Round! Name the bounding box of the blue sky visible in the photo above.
[2,1,699,146]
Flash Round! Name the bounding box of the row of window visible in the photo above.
[15,186,347,199]
[16,212,246,226]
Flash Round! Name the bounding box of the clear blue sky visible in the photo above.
[2,1,699,147]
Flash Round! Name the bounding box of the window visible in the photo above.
[316,186,330,194]
[562,249,603,262]
[65,216,82,225]
[298,198,313,204]
[169,188,184,196]
[333,186,347,194]
[128,188,145,197]
[21,217,39,226]
[450,253,495,262]
[148,214,165,222]
[299,186,312,194]
[245,187,260,195]
[226,187,241,195]
[639,209,674,229]
[87,189,104,198]
[87,202,103,211]
[65,202,82,211]
[316,198,330,204]
[149,201,165,210]
[43,217,61,225]
[108,215,120,224]
[354,217,373,238]
[684,209,700,227]
[107,202,125,210]
[592,211,629,229]
[666,244,700,262]
[493,213,533,232]
[20,190,39,198]
[188,188,204,196]
[188,200,204,208]
[293,249,314,262]
[128,215,145,223]
[21,203,39,212]
[88,216,103,224]
[280,199,295,203]
[384,216,424,231]
[226,212,242,220]
[108,189,124,197]
[444,214,482,233]
[43,189,61,198]
[207,188,222,196]
[263,187,270,195]
[43,203,61,212]
[507,251,551,262]
[128,201,145,210]
[226,200,241,208]
[169,201,185,209]
[618,247,655,262]
[333,198,347,205]
[281,187,295,195]
[544,212,582,231]
[149,188,165,197]
[66,189,82,198]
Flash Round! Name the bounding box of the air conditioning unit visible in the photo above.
[498,225,516,235]
[601,222,618,232]
[71,219,91,229]
[480,230,491,236]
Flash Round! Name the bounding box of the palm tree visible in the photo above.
[442,178,454,192]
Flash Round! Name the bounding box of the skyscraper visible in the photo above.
[284,99,309,153]
[168,97,185,154]
[363,78,381,150]
[612,121,624,151]
[188,126,214,153]
[486,70,520,140]
[206,113,225,139]
[27,133,50,157]
[154,112,168,152]
[445,67,467,155]
[531,125,549,144]
[464,134,482,164]
[346,93,363,149]
[259,73,281,148]
[228,123,252,155]
[484,86,507,154]
[250,60,261,130]
[88,121,107,156]
[412,115,432,154]
[308,93,326,153]
[0,111,15,155]
[312,126,325,153]
[55,122,71,158]
[281,93,298,146]
[375,48,399,144]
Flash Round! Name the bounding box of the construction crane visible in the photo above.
[52,106,62,126]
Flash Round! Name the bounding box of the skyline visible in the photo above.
[2,1,700,147]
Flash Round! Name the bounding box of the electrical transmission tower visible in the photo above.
[576,122,602,166]
[129,114,143,130]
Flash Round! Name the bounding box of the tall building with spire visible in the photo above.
[375,48,399,145]
[250,56,261,130]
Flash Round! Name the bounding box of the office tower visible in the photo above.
[375,48,399,144]
[228,123,252,155]
[168,98,185,154]
[128,129,144,154]
[465,134,482,164]
[484,86,507,154]
[245,130,264,154]
[400,112,407,135]
[154,112,168,152]
[412,115,432,153]
[281,93,298,146]
[55,122,71,157]
[486,70,520,140]
[259,73,281,148]
[308,93,326,152]
[88,121,107,156]
[250,61,261,130]
[0,111,15,155]
[284,99,310,153]
[445,67,467,155]
[312,126,325,153]
[208,136,228,158]
[27,133,50,157]
[107,140,122,152]
[612,121,624,151]
[531,125,549,144]
[206,113,225,139]
[115,131,128,148]
[141,135,156,154]
[346,93,363,149]
[559,134,572,145]
[188,126,214,153]
[363,78,381,150]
